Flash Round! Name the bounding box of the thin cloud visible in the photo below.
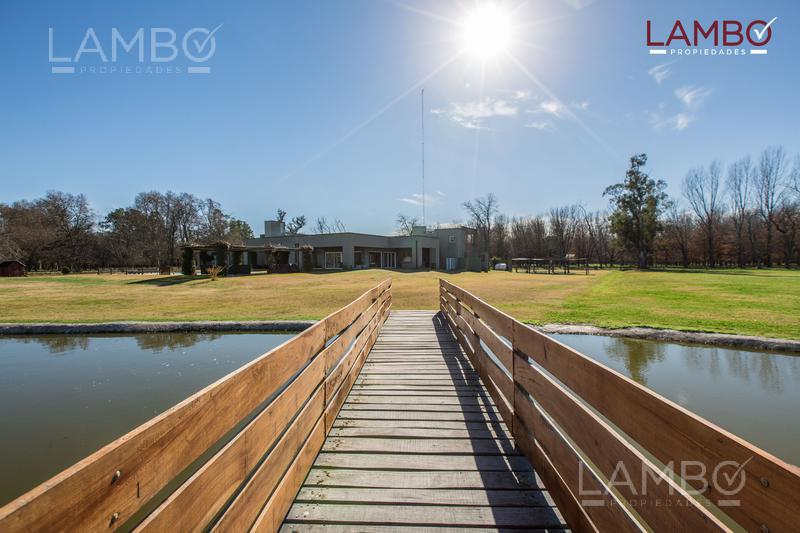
[540,99,566,117]
[513,90,532,101]
[572,100,590,111]
[399,193,439,207]
[647,62,673,85]
[675,86,711,109]
[650,85,711,132]
[525,120,554,131]
[433,97,518,129]
[672,112,693,130]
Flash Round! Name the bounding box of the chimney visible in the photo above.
[264,220,286,237]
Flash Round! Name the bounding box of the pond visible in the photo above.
[552,334,800,466]
[0,332,294,506]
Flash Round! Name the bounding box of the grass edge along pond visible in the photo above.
[0,268,797,340]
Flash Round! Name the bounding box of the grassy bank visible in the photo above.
[1,268,797,339]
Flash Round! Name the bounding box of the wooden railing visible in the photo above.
[0,280,392,532]
[440,279,800,533]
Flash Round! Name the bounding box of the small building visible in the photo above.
[0,260,25,277]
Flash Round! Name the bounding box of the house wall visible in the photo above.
[435,227,474,269]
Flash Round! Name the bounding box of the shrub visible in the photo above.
[61,267,71,275]
[207,265,224,280]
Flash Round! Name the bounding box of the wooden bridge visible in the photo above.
[1,279,798,532]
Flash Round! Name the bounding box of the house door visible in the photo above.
[368,252,380,268]
[422,247,431,268]
[380,252,396,269]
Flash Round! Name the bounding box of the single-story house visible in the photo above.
[244,220,483,271]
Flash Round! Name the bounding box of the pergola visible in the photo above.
[511,257,589,275]
[182,242,313,274]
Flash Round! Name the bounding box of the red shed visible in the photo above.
[0,260,25,277]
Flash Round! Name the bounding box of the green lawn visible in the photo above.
[1,268,798,339]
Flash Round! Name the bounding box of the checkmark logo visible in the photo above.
[193,23,223,55]
[720,456,752,488]
[752,16,777,41]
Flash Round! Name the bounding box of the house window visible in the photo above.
[381,252,396,269]
[324,252,343,269]
[448,235,455,243]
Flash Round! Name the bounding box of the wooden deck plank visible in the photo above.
[281,311,564,531]
[294,487,551,506]
[311,453,535,473]
[284,503,566,528]
[280,525,563,533]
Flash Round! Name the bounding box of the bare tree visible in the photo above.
[755,146,788,266]
[286,215,306,234]
[791,155,800,196]
[726,157,753,267]
[548,205,580,258]
[396,213,418,236]
[462,193,498,255]
[313,216,346,234]
[664,204,695,268]
[683,162,722,266]
[314,217,329,234]
[491,214,510,259]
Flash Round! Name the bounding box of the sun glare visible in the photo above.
[459,3,514,60]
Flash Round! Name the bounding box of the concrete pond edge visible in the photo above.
[1,319,797,354]
[537,324,800,354]
[0,320,314,335]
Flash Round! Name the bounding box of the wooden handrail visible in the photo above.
[0,280,392,532]
[440,279,800,533]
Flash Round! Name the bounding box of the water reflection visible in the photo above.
[12,332,234,355]
[552,334,800,465]
[602,337,665,384]
[13,336,91,354]
[135,332,223,352]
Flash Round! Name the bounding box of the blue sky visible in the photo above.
[1,0,798,235]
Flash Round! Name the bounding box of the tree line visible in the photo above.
[456,146,800,269]
[0,191,254,271]
[2,145,798,272]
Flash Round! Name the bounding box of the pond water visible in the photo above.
[0,332,293,506]
[551,334,800,466]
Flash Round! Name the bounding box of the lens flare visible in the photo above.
[459,3,514,60]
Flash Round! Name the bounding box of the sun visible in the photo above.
[459,3,514,60]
